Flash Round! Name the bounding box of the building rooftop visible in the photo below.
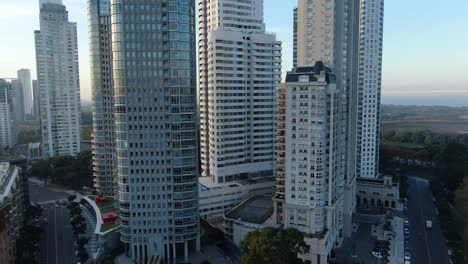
[83,195,118,234]
[357,175,397,187]
[285,61,335,83]
[225,195,273,224]
[0,163,18,201]
[0,163,10,188]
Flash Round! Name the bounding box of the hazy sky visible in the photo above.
[0,0,467,102]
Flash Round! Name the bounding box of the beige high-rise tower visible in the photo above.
[274,2,363,263]
[296,0,336,66]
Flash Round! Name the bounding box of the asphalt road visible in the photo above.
[39,202,76,264]
[29,180,69,204]
[407,176,449,264]
[30,180,76,264]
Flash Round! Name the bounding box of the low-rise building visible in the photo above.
[356,175,401,210]
[199,177,275,220]
[223,195,278,247]
[1,144,35,209]
[0,163,25,264]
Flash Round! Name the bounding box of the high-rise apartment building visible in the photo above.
[11,80,24,123]
[296,0,336,66]
[32,80,40,120]
[88,0,115,197]
[16,69,33,118]
[356,0,384,178]
[0,80,17,152]
[273,83,286,225]
[199,0,282,184]
[282,63,344,263]
[293,7,298,68]
[101,0,200,261]
[35,0,81,158]
[285,0,362,238]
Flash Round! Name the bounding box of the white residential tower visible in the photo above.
[16,69,33,118]
[356,0,384,178]
[198,0,282,184]
[34,0,81,158]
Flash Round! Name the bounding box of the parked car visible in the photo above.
[426,220,432,229]
[372,251,383,259]
[405,252,411,261]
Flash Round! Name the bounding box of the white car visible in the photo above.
[405,252,411,261]
[372,251,382,259]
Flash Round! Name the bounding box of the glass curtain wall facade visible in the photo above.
[110,0,199,261]
[88,0,116,197]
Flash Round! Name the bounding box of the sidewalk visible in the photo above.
[80,204,101,260]
[390,217,405,264]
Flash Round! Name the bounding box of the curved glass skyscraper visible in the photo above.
[89,0,200,261]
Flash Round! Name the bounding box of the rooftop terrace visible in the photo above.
[225,195,273,224]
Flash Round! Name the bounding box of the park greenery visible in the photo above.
[29,151,92,190]
[17,121,41,144]
[381,105,468,122]
[380,128,468,263]
[240,227,307,264]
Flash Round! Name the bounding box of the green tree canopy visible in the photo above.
[240,227,307,264]
[29,151,93,190]
[456,179,468,258]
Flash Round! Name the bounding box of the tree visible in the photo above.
[70,204,82,216]
[71,215,85,226]
[78,237,89,247]
[29,151,93,190]
[456,179,468,258]
[75,222,87,234]
[68,195,77,202]
[30,160,51,181]
[78,249,89,263]
[240,227,307,264]
[399,175,408,198]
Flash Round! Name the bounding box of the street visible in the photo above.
[29,180,77,264]
[407,176,450,264]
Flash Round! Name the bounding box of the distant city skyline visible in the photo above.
[0,0,467,103]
